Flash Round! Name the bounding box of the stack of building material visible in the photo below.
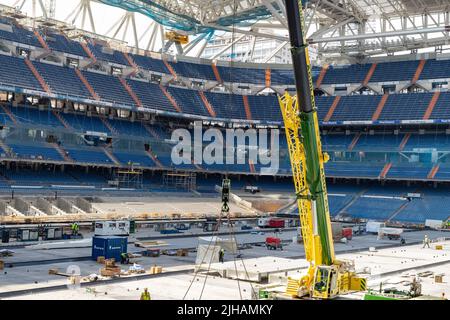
[149,265,162,274]
[176,249,189,256]
[100,259,121,277]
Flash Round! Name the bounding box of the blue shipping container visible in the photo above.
[92,236,128,261]
[160,229,181,234]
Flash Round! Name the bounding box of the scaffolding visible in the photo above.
[162,171,196,191]
[111,166,144,189]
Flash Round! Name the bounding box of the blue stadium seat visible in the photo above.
[370,60,419,83]
[170,60,216,81]
[59,113,111,134]
[204,91,247,119]
[65,147,112,164]
[167,86,210,116]
[0,54,42,90]
[330,95,382,121]
[379,92,433,120]
[8,142,63,161]
[246,94,281,121]
[108,118,152,137]
[87,42,129,66]
[0,19,42,48]
[126,79,175,112]
[353,134,404,151]
[34,61,92,98]
[216,66,265,84]
[82,70,134,106]
[9,105,64,128]
[113,151,155,167]
[419,59,450,80]
[386,164,431,179]
[42,31,87,57]
[322,64,371,85]
[129,53,168,74]
[430,92,450,120]
[346,196,405,220]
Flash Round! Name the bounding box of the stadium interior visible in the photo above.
[0,8,450,226]
[2,0,450,302]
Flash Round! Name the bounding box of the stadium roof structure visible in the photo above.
[2,0,450,62]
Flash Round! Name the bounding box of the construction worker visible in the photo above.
[120,252,129,264]
[140,288,151,300]
[423,234,431,248]
[71,222,79,236]
[219,248,225,263]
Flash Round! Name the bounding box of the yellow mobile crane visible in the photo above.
[278,0,366,299]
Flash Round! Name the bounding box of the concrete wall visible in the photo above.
[75,197,92,213]
[0,201,7,216]
[13,197,30,215]
[36,198,52,215]
[56,198,73,213]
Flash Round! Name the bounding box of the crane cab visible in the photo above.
[312,264,367,299]
[312,265,340,299]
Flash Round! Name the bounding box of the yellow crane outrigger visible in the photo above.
[279,0,366,299]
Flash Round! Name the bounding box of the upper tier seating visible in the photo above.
[330,95,382,121]
[0,18,42,48]
[34,61,92,98]
[82,70,133,106]
[419,59,450,80]
[315,95,336,121]
[129,53,168,74]
[127,79,176,112]
[370,60,419,83]
[322,64,371,85]
[246,94,282,121]
[0,54,42,90]
[42,31,87,57]
[430,92,450,119]
[0,55,449,124]
[204,91,247,119]
[378,92,433,120]
[268,69,295,85]
[170,60,216,81]
[87,42,129,66]
[2,17,450,87]
[167,86,210,116]
[216,65,265,84]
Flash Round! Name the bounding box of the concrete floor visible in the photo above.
[1,229,449,300]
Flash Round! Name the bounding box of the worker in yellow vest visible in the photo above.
[140,288,151,300]
[71,223,79,236]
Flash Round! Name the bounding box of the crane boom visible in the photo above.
[279,0,366,299]
[283,0,335,266]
